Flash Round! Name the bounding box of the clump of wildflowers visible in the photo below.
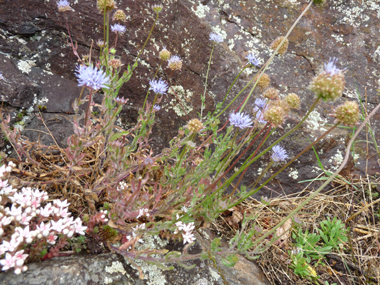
[309,58,345,102]
[229,112,253,129]
[285,93,300,109]
[149,78,168,95]
[255,73,270,90]
[333,101,360,127]
[112,10,127,22]
[111,23,126,35]
[209,32,223,43]
[264,106,285,127]
[57,0,72,13]
[159,47,171,61]
[186,119,204,133]
[167,55,183,71]
[270,36,289,55]
[271,145,288,162]
[246,54,260,67]
[96,0,116,12]
[263,87,279,100]
[76,65,110,91]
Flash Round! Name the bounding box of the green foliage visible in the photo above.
[318,217,348,250]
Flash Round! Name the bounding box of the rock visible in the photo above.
[0,0,379,195]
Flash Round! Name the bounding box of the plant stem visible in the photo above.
[201,42,216,118]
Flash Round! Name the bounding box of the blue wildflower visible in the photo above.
[57,0,72,12]
[324,57,342,76]
[254,98,267,109]
[153,105,161,111]
[111,24,126,35]
[246,54,260,67]
[253,98,268,124]
[209,32,223,43]
[271,145,288,162]
[149,79,168,95]
[76,65,110,90]
[0,72,4,80]
[229,112,253,129]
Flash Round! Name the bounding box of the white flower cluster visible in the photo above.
[136,208,150,219]
[174,214,196,245]
[0,163,87,274]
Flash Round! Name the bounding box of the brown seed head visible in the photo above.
[263,87,279,100]
[309,72,345,102]
[109,58,122,69]
[112,10,127,22]
[285,93,300,109]
[270,36,289,55]
[97,0,116,12]
[271,99,290,114]
[264,106,285,127]
[255,73,270,90]
[159,47,171,61]
[186,119,204,133]
[333,101,360,127]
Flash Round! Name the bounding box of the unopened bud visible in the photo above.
[109,58,122,69]
[159,47,171,61]
[285,93,300,109]
[112,10,127,22]
[152,4,163,13]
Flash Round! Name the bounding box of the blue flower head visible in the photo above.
[253,107,267,124]
[254,98,267,109]
[246,54,260,67]
[324,57,342,76]
[229,112,253,129]
[0,72,4,80]
[271,145,288,162]
[57,0,72,12]
[149,79,168,95]
[209,32,223,43]
[111,24,126,34]
[153,105,161,111]
[76,65,110,90]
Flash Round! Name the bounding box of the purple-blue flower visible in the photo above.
[149,79,168,95]
[246,54,260,67]
[324,57,343,76]
[0,72,4,80]
[111,24,126,34]
[254,98,267,109]
[229,112,253,129]
[153,105,161,111]
[209,32,223,43]
[57,0,72,12]
[253,98,268,124]
[271,145,288,162]
[76,65,110,90]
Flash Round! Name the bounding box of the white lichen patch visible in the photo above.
[17,60,36,74]
[305,110,327,132]
[191,2,210,18]
[105,261,126,275]
[165,85,193,117]
[373,46,380,63]
[328,149,343,171]
[104,276,113,284]
[209,267,221,281]
[288,168,299,180]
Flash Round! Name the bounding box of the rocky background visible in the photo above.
[0,0,380,283]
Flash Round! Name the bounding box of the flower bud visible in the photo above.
[255,73,270,90]
[159,47,171,61]
[112,10,127,22]
[264,106,285,127]
[14,268,21,275]
[152,4,163,13]
[285,93,300,109]
[96,40,106,48]
[333,101,359,127]
[263,87,279,100]
[186,119,204,133]
[270,36,289,55]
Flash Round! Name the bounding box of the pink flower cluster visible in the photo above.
[0,163,87,274]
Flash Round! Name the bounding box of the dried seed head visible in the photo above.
[271,99,290,114]
[186,119,204,133]
[285,93,300,109]
[333,101,360,127]
[255,73,270,90]
[263,87,279,100]
[159,47,171,61]
[193,157,203,166]
[97,0,116,12]
[112,10,127,22]
[270,36,289,55]
[109,58,122,68]
[264,106,285,127]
